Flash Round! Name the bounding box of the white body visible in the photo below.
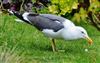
[18,12,89,40]
[42,19,86,40]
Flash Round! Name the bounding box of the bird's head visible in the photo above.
[76,26,93,45]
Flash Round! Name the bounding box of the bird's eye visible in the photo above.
[81,31,84,34]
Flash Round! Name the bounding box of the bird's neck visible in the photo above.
[61,27,81,40]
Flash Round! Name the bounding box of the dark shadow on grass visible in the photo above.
[31,43,53,52]
[30,42,84,54]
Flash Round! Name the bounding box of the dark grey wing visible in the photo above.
[40,14,66,23]
[27,14,64,32]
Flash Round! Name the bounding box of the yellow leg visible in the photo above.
[51,39,57,52]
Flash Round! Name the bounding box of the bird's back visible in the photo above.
[9,10,74,32]
[27,13,64,32]
[40,14,66,23]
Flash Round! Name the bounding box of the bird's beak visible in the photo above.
[85,36,93,45]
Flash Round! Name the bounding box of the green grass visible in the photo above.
[0,14,100,63]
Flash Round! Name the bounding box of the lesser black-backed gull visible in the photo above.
[9,10,93,52]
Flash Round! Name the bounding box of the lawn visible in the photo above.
[0,14,100,63]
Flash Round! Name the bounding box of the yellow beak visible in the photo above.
[86,37,93,45]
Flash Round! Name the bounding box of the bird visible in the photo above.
[8,10,93,52]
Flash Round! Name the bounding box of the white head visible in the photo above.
[75,26,88,38]
[62,26,93,45]
[75,26,93,45]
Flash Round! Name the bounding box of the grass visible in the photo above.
[0,13,100,63]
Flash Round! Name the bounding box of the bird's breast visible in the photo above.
[42,29,63,39]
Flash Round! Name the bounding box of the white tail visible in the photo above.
[7,9,14,14]
[15,19,23,23]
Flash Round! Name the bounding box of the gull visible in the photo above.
[8,10,93,52]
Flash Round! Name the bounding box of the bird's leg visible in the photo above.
[51,39,57,52]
